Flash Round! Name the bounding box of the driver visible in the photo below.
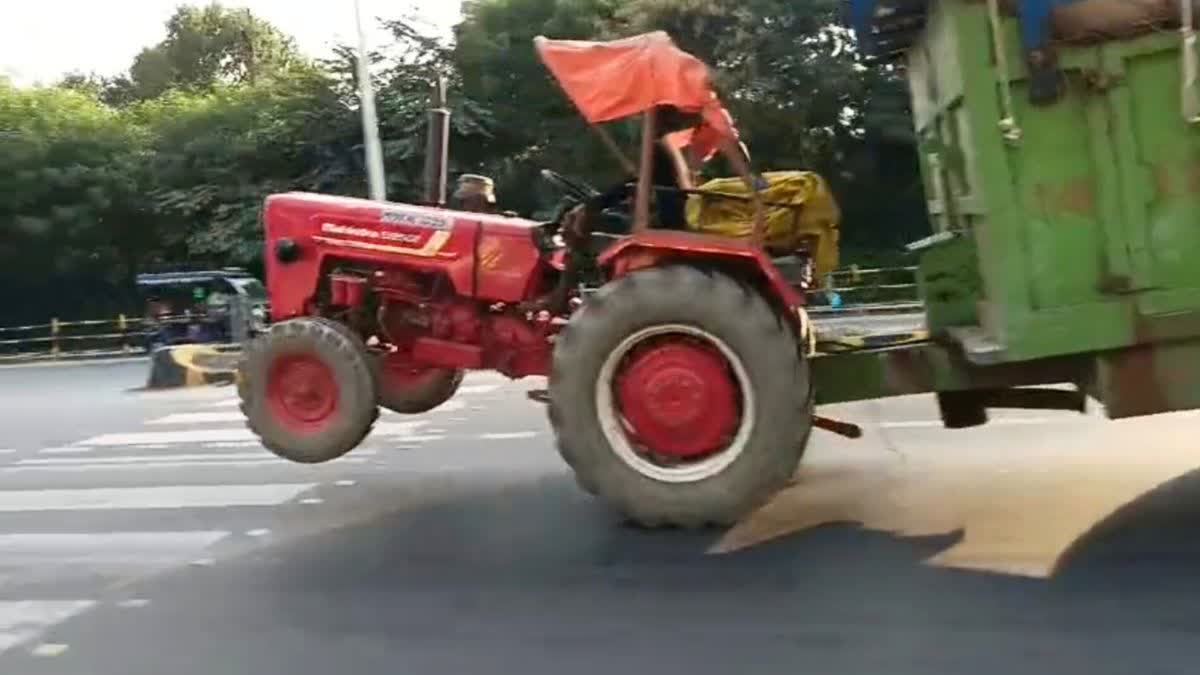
[588,105,701,231]
[451,174,497,213]
[588,105,761,232]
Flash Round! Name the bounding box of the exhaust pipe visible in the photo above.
[423,76,450,207]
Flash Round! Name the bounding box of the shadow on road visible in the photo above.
[1053,466,1200,585]
[16,473,1200,675]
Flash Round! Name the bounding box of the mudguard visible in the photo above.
[596,230,810,343]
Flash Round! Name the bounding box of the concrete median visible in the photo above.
[146,344,241,390]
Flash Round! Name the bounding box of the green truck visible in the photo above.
[834,0,1200,426]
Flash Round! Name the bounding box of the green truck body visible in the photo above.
[825,0,1200,422]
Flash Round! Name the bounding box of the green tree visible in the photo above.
[126,3,308,101]
[0,82,157,321]
[137,72,361,264]
[611,0,927,251]
[320,15,498,205]
[452,0,631,214]
[0,0,930,326]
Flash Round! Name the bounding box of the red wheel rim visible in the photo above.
[614,337,741,460]
[267,353,338,432]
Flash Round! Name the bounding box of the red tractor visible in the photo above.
[238,32,841,527]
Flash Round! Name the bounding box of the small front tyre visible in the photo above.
[373,353,465,414]
[239,318,379,463]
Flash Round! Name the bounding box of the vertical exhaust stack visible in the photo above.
[424,76,451,207]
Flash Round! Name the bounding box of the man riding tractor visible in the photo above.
[585,104,760,234]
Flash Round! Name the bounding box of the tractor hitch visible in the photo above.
[812,415,864,439]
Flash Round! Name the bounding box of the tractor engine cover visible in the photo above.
[261,192,554,321]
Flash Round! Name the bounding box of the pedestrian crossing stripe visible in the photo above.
[0,483,317,512]
[0,601,96,653]
[79,420,432,447]
[0,531,229,564]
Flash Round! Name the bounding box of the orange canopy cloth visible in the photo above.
[534,32,739,157]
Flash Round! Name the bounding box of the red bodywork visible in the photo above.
[265,192,549,315]
[599,230,805,311]
[262,191,809,382]
[263,192,558,379]
[262,192,805,383]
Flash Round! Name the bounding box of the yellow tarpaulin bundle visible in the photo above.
[684,171,842,276]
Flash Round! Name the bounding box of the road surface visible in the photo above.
[1,358,1199,674]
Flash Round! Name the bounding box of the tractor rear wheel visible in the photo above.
[548,265,813,528]
[239,318,378,463]
[372,353,464,414]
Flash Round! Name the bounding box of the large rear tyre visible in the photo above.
[549,265,813,528]
[372,353,465,414]
[239,318,379,464]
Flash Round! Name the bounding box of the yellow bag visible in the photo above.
[684,171,842,277]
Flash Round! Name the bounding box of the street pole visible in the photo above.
[354,0,387,201]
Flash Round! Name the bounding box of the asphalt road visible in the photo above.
[1,356,1200,674]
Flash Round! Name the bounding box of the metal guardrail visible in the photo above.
[0,314,200,363]
[822,265,919,301]
[0,267,922,362]
[806,302,924,317]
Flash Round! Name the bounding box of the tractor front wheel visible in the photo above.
[549,265,813,528]
[239,318,378,463]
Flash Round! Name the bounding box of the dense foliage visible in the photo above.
[0,0,927,324]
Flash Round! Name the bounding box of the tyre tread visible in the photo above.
[548,265,813,528]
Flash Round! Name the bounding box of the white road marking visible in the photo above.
[383,400,467,416]
[478,432,540,441]
[245,529,271,538]
[0,458,367,473]
[879,418,1055,429]
[0,601,95,654]
[208,398,241,408]
[398,435,447,443]
[147,412,246,426]
[116,599,150,609]
[0,484,316,512]
[38,447,92,455]
[203,441,262,449]
[80,429,259,447]
[16,450,375,466]
[0,449,15,455]
[458,384,501,395]
[130,444,170,450]
[82,421,431,447]
[30,642,70,657]
[0,356,146,370]
[299,498,324,505]
[334,480,356,487]
[462,372,511,385]
[374,421,431,436]
[0,531,229,564]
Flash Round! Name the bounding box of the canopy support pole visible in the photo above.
[591,125,637,177]
[633,111,658,234]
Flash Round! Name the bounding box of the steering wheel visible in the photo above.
[540,169,599,203]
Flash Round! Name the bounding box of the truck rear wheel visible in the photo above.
[239,318,378,463]
[549,265,813,528]
[373,354,464,414]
